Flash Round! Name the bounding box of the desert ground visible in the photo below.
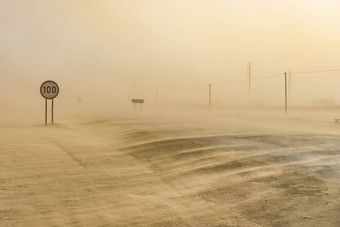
[0,108,340,226]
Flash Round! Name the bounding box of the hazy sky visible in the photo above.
[1,0,340,109]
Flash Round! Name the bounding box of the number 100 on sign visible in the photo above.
[40,81,59,99]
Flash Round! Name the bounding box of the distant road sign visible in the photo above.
[131,99,144,104]
[40,80,59,99]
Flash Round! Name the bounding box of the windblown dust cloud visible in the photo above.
[1,0,340,226]
[1,0,340,109]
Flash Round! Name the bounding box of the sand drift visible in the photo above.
[0,113,339,226]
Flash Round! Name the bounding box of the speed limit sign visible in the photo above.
[40,80,59,99]
[40,80,59,125]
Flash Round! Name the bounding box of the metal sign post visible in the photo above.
[40,80,59,124]
[45,98,47,124]
[52,98,54,124]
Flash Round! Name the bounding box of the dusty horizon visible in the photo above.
[1,0,340,112]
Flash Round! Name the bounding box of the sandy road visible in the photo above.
[0,112,340,226]
[0,121,187,226]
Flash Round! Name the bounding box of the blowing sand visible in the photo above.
[0,110,340,226]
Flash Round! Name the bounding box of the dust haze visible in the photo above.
[1,1,340,226]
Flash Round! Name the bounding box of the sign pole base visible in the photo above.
[45,99,47,125]
[52,99,54,124]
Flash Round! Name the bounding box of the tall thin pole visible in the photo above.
[248,62,251,97]
[51,99,54,124]
[288,69,291,98]
[209,83,211,111]
[45,99,47,125]
[285,72,287,115]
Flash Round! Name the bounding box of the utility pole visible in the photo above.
[247,62,251,96]
[285,72,288,115]
[288,69,292,98]
[209,83,211,111]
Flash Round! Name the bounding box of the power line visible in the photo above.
[158,73,283,93]
[251,74,282,81]
[212,73,282,86]
[132,67,340,100]
[292,69,340,74]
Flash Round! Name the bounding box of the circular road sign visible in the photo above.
[40,80,59,99]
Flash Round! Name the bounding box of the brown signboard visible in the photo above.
[131,99,144,104]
